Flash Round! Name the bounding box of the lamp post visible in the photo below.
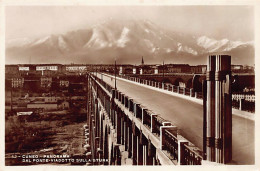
[115,60,117,90]
[163,61,165,83]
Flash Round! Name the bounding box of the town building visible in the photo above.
[40,76,52,88]
[11,77,24,88]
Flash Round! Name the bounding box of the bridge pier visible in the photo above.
[132,124,137,165]
[137,130,144,165]
[127,117,132,158]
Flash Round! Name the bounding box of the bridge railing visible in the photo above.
[134,103,142,120]
[153,115,167,135]
[116,74,255,112]
[195,92,203,99]
[164,129,178,161]
[142,109,151,128]
[232,99,255,113]
[183,144,202,165]
[91,73,204,165]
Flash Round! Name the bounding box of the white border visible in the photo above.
[1,1,260,171]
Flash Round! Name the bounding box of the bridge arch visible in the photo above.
[192,75,202,92]
[174,78,185,87]
[186,78,193,88]
[162,78,171,84]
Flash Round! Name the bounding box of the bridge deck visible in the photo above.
[96,73,255,165]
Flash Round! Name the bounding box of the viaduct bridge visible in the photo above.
[83,56,254,165]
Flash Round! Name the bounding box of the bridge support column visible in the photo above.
[137,130,143,165]
[132,123,137,165]
[116,108,121,144]
[121,115,124,145]
[124,116,128,151]
[146,139,154,165]
[128,118,132,158]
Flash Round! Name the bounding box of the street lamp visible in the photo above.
[163,60,165,83]
[114,60,117,90]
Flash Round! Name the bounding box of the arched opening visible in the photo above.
[162,78,171,84]
[174,78,185,87]
[186,79,193,88]
[192,75,202,92]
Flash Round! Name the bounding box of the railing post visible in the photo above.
[239,98,244,111]
[183,88,185,95]
[177,86,180,94]
[190,88,193,97]
[151,114,157,133]
[195,92,197,98]
[142,108,147,124]
[178,140,189,165]
[160,125,177,150]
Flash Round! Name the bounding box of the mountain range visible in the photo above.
[6,19,254,65]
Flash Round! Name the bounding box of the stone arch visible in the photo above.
[162,78,171,83]
[186,78,193,88]
[174,78,185,87]
[192,75,202,92]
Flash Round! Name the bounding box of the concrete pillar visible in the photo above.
[138,132,143,165]
[116,108,121,144]
[124,119,128,151]
[195,92,198,98]
[132,127,137,165]
[146,139,153,165]
[143,145,147,165]
[205,55,216,162]
[205,55,232,164]
[128,119,132,158]
[214,55,232,163]
[121,116,124,145]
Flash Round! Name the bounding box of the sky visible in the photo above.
[6,6,254,42]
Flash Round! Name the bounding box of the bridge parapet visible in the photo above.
[115,73,254,113]
[89,73,203,165]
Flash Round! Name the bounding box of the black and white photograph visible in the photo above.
[1,2,259,170]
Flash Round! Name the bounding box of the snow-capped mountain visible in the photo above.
[197,36,253,53]
[6,19,254,65]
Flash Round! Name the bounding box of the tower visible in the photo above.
[141,56,144,65]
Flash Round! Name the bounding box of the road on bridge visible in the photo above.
[96,73,255,165]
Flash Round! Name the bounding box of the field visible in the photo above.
[5,109,87,165]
